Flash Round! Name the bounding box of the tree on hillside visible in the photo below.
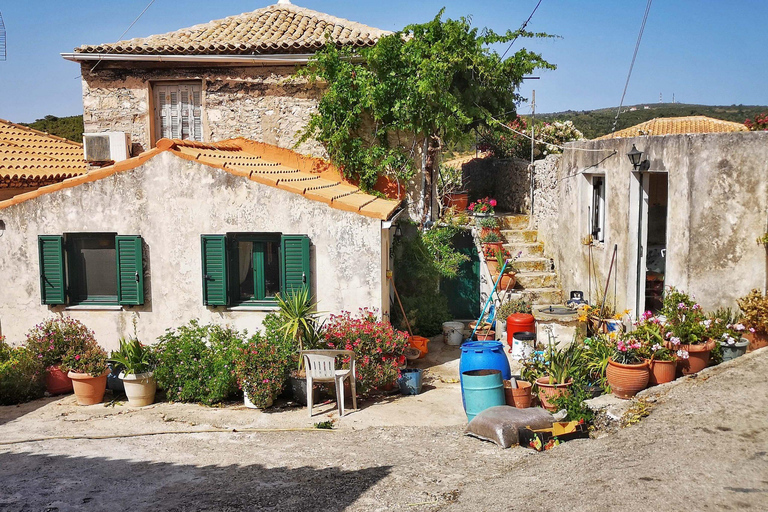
[297,10,555,223]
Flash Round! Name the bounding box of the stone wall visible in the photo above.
[461,157,531,213]
[80,63,326,157]
[0,152,387,348]
[531,154,561,256]
[535,132,768,314]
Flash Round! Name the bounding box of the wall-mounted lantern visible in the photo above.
[627,144,643,170]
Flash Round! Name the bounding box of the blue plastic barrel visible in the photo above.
[460,341,511,381]
[461,369,506,421]
[398,368,424,395]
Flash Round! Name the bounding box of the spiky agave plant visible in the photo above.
[274,288,322,373]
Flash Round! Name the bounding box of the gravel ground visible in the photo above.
[1,348,766,511]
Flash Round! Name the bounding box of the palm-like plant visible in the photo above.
[275,288,322,373]
[108,337,155,375]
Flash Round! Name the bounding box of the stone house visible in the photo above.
[0,137,400,348]
[0,119,86,201]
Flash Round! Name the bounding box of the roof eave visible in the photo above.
[61,52,319,65]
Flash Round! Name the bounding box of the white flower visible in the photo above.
[652,344,662,352]
[676,349,689,360]
[733,323,745,331]
[702,320,712,328]
[670,336,681,346]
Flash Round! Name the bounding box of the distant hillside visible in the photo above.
[20,115,83,143]
[536,104,767,139]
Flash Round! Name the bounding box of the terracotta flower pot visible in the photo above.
[646,358,677,386]
[443,192,468,211]
[535,377,573,411]
[744,330,768,352]
[504,380,532,409]
[486,259,499,275]
[475,330,496,341]
[494,272,516,290]
[121,372,157,407]
[482,242,504,258]
[45,366,73,395]
[480,227,501,239]
[606,359,649,399]
[68,369,109,405]
[678,339,715,375]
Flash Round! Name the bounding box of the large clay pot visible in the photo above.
[45,366,73,395]
[504,380,533,409]
[535,377,573,411]
[475,330,496,341]
[493,272,516,290]
[68,369,109,405]
[678,339,715,375]
[646,358,677,386]
[443,192,468,211]
[744,331,768,353]
[121,372,157,407]
[607,359,649,398]
[482,242,505,258]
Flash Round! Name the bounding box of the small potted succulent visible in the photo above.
[737,289,768,351]
[61,330,109,406]
[480,231,504,263]
[477,216,501,239]
[108,337,157,406]
[606,333,649,398]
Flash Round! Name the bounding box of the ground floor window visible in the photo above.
[591,175,606,243]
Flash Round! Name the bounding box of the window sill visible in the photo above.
[227,305,280,312]
[65,305,123,311]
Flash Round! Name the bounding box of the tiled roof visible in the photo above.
[0,137,401,220]
[75,3,390,56]
[0,119,86,187]
[595,116,748,140]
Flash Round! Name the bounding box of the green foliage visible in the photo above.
[275,288,322,359]
[497,297,533,319]
[661,287,707,345]
[421,225,470,279]
[21,115,84,143]
[234,328,294,409]
[581,335,613,392]
[108,338,156,375]
[738,289,768,333]
[153,320,245,405]
[398,294,452,337]
[479,231,501,243]
[297,11,555,191]
[0,338,45,405]
[24,317,89,368]
[550,379,595,423]
[60,333,108,377]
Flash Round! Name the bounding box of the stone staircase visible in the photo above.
[499,214,563,305]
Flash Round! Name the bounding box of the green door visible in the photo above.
[441,230,480,319]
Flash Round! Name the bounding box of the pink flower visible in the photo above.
[74,355,81,361]
[670,337,681,346]
[489,199,497,207]
[749,327,756,333]
[676,349,689,360]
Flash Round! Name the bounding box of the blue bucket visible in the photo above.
[398,368,424,395]
[461,369,506,422]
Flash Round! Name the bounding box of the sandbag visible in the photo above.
[464,405,554,448]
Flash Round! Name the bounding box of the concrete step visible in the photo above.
[514,257,551,273]
[518,287,563,305]
[514,271,558,289]
[496,214,530,230]
[504,241,544,258]
[501,229,538,243]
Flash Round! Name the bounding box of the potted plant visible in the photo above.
[234,329,293,409]
[661,287,713,375]
[737,289,768,352]
[480,230,504,262]
[704,309,750,362]
[606,333,649,399]
[468,196,496,217]
[492,248,521,290]
[108,337,157,406]
[535,334,582,411]
[23,317,86,395]
[61,330,109,406]
[634,313,677,385]
[477,216,501,239]
[443,191,469,211]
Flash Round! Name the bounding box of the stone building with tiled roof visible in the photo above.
[595,116,748,140]
[62,0,391,157]
[0,119,86,200]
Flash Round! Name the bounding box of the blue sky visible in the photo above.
[0,0,766,123]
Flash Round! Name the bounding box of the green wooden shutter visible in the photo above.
[38,235,66,305]
[201,235,229,306]
[116,236,145,305]
[281,235,310,294]
[253,242,266,300]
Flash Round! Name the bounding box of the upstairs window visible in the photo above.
[200,233,310,307]
[591,176,606,243]
[153,82,203,143]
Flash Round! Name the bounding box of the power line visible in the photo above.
[611,0,653,133]
[501,0,543,60]
[89,0,157,73]
[490,115,615,153]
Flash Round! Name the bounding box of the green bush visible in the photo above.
[0,338,45,405]
[24,317,89,369]
[398,294,451,337]
[153,321,246,405]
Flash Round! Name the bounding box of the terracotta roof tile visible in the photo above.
[0,118,86,186]
[595,116,748,140]
[75,3,390,56]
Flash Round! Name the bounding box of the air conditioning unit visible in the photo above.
[83,132,131,163]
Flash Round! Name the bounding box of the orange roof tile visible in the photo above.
[0,118,86,186]
[595,116,748,140]
[74,3,390,56]
[0,137,400,220]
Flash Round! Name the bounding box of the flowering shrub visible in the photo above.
[153,320,245,405]
[612,334,645,365]
[537,120,584,154]
[737,289,768,333]
[24,317,90,369]
[468,197,496,214]
[634,312,676,362]
[745,112,768,131]
[234,330,293,409]
[477,116,531,159]
[60,330,108,377]
[660,287,708,347]
[0,337,45,405]
[322,309,409,393]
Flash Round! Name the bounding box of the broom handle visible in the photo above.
[390,276,413,337]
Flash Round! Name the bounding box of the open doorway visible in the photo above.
[639,173,668,313]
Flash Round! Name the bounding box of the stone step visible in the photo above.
[504,241,544,258]
[501,229,537,243]
[517,287,563,305]
[514,257,551,273]
[514,271,558,289]
[495,214,529,230]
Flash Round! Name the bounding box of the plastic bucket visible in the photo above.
[398,368,424,395]
[461,369,505,422]
[511,331,536,361]
[442,321,464,346]
[506,313,536,348]
[409,336,429,358]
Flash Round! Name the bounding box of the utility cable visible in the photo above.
[611,0,653,133]
[489,115,615,153]
[89,0,158,74]
[501,0,544,60]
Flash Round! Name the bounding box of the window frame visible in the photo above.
[151,81,204,146]
[590,175,606,244]
[229,232,282,307]
[65,232,120,306]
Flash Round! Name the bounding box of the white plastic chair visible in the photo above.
[302,350,356,417]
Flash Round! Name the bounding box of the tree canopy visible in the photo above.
[297,10,555,220]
